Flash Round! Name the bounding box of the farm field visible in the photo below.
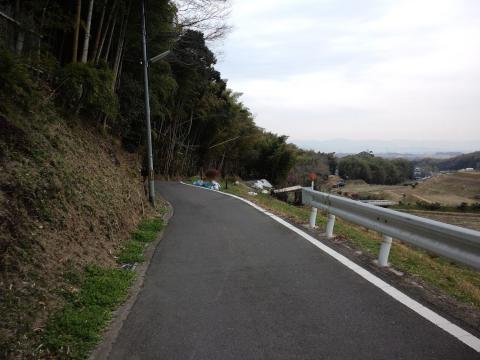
[399,210,480,231]
[334,172,480,205]
[331,172,480,231]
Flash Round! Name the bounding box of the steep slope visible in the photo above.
[0,110,148,354]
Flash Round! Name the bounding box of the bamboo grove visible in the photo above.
[0,0,298,184]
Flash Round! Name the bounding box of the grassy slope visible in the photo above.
[40,217,165,359]
[0,108,153,357]
[222,183,480,309]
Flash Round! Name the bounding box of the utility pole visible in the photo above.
[141,0,155,206]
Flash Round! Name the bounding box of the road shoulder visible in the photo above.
[89,200,174,360]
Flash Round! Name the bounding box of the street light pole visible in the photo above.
[141,0,155,206]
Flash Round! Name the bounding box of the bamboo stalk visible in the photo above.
[81,0,94,63]
[72,0,82,63]
[91,0,106,61]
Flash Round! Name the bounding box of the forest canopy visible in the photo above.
[338,152,413,185]
[0,1,420,186]
[0,0,297,184]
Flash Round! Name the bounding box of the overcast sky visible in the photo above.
[216,0,480,153]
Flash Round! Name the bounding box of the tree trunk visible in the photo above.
[112,3,130,90]
[103,8,117,63]
[37,1,50,57]
[72,0,82,63]
[115,49,124,91]
[14,0,24,55]
[15,30,24,55]
[91,0,107,61]
[81,0,94,63]
[95,0,116,63]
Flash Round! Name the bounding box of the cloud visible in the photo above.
[217,0,480,149]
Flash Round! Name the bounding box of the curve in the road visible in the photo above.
[107,182,480,360]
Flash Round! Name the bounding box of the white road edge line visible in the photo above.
[179,181,480,352]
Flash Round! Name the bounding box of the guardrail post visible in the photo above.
[309,207,317,229]
[326,214,335,238]
[378,235,393,267]
[301,186,480,270]
[308,180,317,229]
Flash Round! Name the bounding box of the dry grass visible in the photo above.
[399,210,480,231]
[337,172,480,206]
[0,111,151,357]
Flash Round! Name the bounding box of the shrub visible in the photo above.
[470,203,480,211]
[457,202,468,212]
[0,47,35,109]
[416,201,441,211]
[56,63,118,119]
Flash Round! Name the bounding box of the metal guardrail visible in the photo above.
[302,187,480,270]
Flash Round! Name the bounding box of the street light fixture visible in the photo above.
[150,50,170,64]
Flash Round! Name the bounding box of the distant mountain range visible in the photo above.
[293,139,479,155]
[337,152,464,160]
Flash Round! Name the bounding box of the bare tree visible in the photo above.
[173,0,231,41]
[81,0,94,63]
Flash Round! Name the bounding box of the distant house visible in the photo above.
[413,167,423,179]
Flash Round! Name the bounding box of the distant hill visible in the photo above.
[376,152,463,160]
[333,151,463,160]
[415,151,480,171]
[293,139,479,154]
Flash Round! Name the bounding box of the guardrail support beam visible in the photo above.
[326,214,336,238]
[378,235,393,267]
[301,187,480,270]
[309,207,317,229]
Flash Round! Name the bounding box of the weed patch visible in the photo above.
[117,241,145,264]
[37,215,165,359]
[118,218,163,263]
[42,266,135,359]
[138,218,164,233]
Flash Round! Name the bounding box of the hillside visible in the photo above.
[416,151,480,171]
[436,151,480,170]
[336,172,480,207]
[0,108,150,355]
[0,1,301,354]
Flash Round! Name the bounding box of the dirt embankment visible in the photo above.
[0,112,148,353]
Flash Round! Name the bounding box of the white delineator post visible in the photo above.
[326,214,336,238]
[378,235,393,267]
[309,181,317,229]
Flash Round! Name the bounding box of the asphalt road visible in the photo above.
[108,182,479,359]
